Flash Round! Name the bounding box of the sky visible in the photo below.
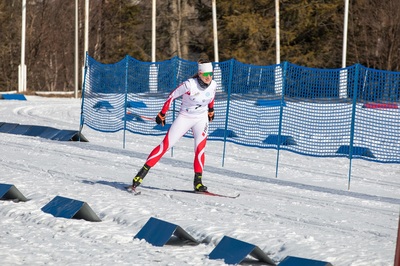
[0,95,399,266]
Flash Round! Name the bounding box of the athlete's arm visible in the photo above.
[160,82,189,114]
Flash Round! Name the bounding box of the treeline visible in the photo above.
[1,0,399,92]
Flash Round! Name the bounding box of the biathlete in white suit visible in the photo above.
[132,59,217,192]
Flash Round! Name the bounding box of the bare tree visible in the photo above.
[0,0,21,91]
[157,0,204,61]
[24,0,77,91]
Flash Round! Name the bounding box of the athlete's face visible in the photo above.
[199,71,213,85]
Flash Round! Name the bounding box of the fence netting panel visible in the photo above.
[280,63,354,157]
[352,66,400,162]
[82,57,127,132]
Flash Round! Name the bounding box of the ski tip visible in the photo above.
[194,190,240,199]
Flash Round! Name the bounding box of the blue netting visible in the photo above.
[352,66,400,162]
[81,55,400,164]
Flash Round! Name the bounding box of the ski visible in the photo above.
[173,189,240,199]
[122,185,239,198]
[125,185,141,195]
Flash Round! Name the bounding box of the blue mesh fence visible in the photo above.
[80,55,400,170]
[279,63,354,158]
[351,66,400,162]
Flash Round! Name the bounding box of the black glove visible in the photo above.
[208,108,214,122]
[155,112,165,126]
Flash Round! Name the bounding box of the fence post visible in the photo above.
[395,212,400,266]
[222,59,235,167]
[123,55,129,149]
[347,64,360,190]
[275,61,287,178]
[170,56,179,158]
[78,52,89,141]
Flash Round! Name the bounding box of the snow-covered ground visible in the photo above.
[0,96,399,265]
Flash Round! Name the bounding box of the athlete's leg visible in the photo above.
[145,114,195,167]
[191,116,209,191]
[191,117,209,173]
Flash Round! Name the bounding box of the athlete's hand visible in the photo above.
[208,108,214,122]
[155,112,165,126]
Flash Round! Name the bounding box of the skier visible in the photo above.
[131,59,217,192]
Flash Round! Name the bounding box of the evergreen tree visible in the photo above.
[279,0,343,68]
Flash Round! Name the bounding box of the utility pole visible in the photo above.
[18,0,27,93]
[152,0,156,62]
[75,0,79,98]
[275,0,280,64]
[212,0,219,62]
[82,0,89,87]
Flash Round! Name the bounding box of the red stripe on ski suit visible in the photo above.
[145,131,170,167]
[194,137,207,173]
[144,114,209,173]
[146,130,207,173]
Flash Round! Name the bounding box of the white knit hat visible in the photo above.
[198,62,213,73]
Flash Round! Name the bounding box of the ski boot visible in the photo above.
[132,164,150,188]
[194,172,207,192]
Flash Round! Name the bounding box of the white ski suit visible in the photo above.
[145,77,217,174]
